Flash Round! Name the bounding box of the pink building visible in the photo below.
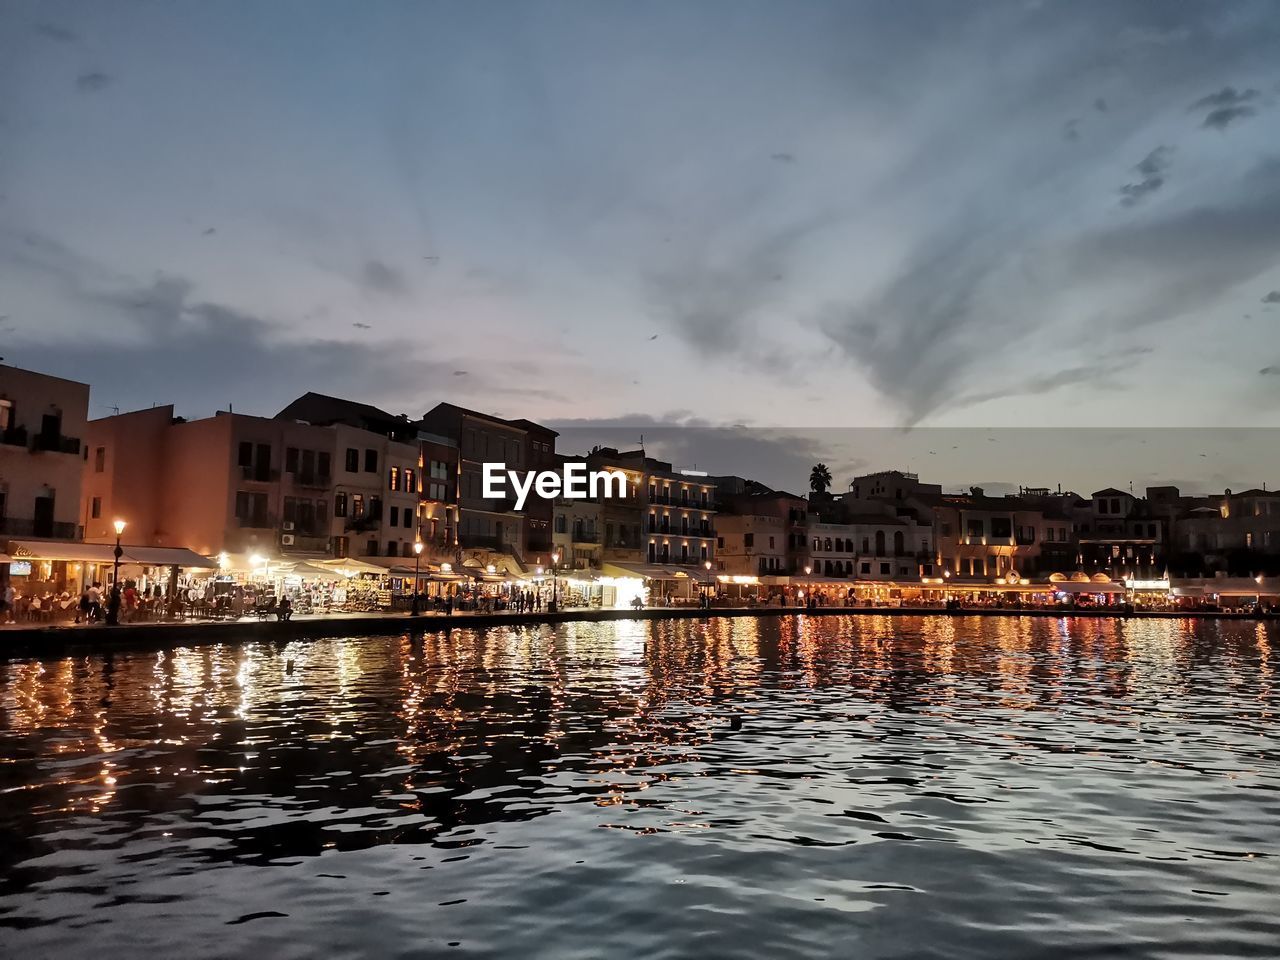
[82,405,419,562]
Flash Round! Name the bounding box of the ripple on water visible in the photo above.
[1,616,1278,958]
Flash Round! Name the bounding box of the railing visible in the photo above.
[281,534,330,552]
[571,531,600,543]
[345,515,379,533]
[30,433,81,455]
[241,465,280,482]
[647,494,715,509]
[238,513,276,529]
[293,471,333,489]
[0,517,79,538]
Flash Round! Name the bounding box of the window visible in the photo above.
[555,514,566,533]
[717,536,724,548]
[967,519,984,538]
[256,444,271,471]
[769,536,775,549]
[0,399,11,432]
[91,497,102,519]
[318,452,331,478]
[990,518,1011,539]
[366,539,378,556]
[389,466,400,491]
[364,449,378,473]
[335,492,347,518]
[744,533,754,548]
[238,441,253,467]
[404,509,414,529]
[285,447,299,473]
[352,493,365,518]
[404,469,415,494]
[94,446,105,472]
[1046,528,1055,542]
[390,506,399,527]
[345,448,359,472]
[861,562,871,574]
[880,562,890,574]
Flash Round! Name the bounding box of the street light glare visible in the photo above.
[113,519,127,536]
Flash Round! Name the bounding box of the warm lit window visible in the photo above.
[389,466,399,491]
[94,446,105,472]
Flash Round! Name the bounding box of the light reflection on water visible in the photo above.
[1,615,1279,959]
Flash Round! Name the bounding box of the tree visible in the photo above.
[809,462,832,494]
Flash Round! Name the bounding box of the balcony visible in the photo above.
[241,465,280,483]
[345,515,379,533]
[1,426,29,448]
[292,471,333,489]
[0,517,79,539]
[30,433,81,455]
[571,530,600,543]
[237,513,276,529]
[281,533,330,552]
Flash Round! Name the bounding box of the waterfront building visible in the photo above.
[81,405,417,561]
[0,364,91,592]
[0,364,88,544]
[1174,488,1280,574]
[717,489,809,573]
[417,402,558,564]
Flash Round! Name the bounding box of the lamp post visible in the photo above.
[411,540,424,616]
[106,519,126,626]
[803,564,812,610]
[703,559,712,608]
[550,550,560,613]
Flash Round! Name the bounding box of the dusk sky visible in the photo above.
[3,0,1280,490]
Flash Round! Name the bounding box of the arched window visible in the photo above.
[875,530,886,555]
[894,531,905,555]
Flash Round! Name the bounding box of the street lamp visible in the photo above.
[550,550,561,613]
[106,519,126,626]
[703,559,712,608]
[411,540,424,616]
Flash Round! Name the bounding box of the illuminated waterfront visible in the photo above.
[1,616,1278,958]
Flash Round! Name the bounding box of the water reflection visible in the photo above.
[1,615,1278,958]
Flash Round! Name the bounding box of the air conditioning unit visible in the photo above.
[281,534,296,546]
[283,521,295,531]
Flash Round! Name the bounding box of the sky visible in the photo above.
[2,1,1280,492]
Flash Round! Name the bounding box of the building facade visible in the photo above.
[1,364,89,544]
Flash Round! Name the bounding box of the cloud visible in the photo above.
[1262,366,1280,376]
[1263,291,1280,303]
[1190,86,1262,129]
[360,259,406,296]
[551,415,840,493]
[34,23,77,43]
[770,152,796,163]
[951,356,1145,411]
[1062,119,1081,142]
[75,72,112,93]
[822,158,1280,423]
[1119,145,1173,206]
[1094,97,1108,113]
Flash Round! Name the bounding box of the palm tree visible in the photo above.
[809,462,832,494]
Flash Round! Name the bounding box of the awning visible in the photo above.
[122,546,216,569]
[281,561,348,581]
[6,540,120,563]
[314,557,393,576]
[602,562,708,582]
[5,540,215,568]
[0,553,11,565]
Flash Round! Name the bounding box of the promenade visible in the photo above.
[1,604,1275,660]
